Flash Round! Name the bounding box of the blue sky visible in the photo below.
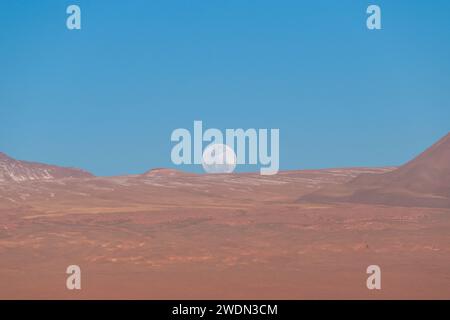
[1,0,449,175]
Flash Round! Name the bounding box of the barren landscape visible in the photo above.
[0,134,449,299]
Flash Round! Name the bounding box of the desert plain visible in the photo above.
[0,134,449,299]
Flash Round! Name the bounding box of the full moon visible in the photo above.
[202,143,237,174]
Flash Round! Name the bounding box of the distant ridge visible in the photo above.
[299,133,450,208]
[0,152,93,182]
[142,168,195,177]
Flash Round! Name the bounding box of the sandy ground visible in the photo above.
[0,168,449,299]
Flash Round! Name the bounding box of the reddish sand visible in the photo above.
[0,134,449,299]
[0,167,448,299]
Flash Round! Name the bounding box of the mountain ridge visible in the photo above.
[299,132,450,207]
[0,152,93,182]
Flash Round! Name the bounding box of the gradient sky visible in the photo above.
[1,0,449,175]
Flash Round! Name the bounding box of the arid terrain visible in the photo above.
[0,134,449,299]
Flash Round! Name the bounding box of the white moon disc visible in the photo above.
[202,143,237,174]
